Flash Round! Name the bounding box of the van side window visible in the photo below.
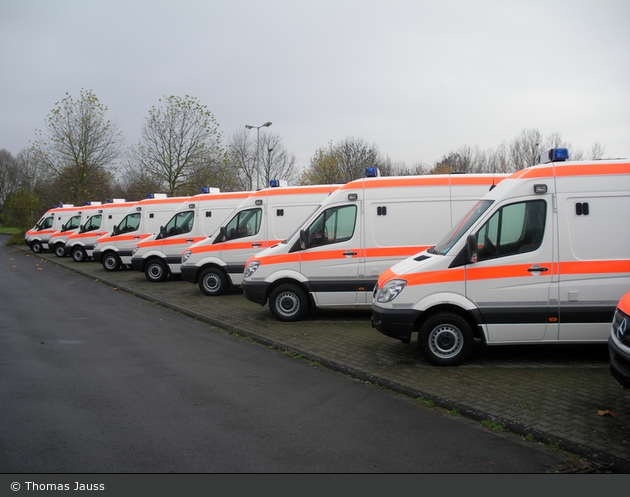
[307,205,357,247]
[63,215,81,231]
[164,211,194,237]
[117,212,141,234]
[475,200,546,261]
[83,215,102,232]
[39,216,54,230]
[225,208,262,240]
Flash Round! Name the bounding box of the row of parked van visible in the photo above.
[25,149,630,370]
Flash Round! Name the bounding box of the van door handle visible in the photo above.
[252,242,262,248]
[186,239,194,243]
[343,251,358,257]
[527,265,548,273]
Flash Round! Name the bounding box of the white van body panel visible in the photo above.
[180,185,339,292]
[371,156,630,365]
[130,191,252,280]
[242,173,508,319]
[25,204,80,252]
[64,201,138,260]
[93,196,190,268]
[47,203,104,257]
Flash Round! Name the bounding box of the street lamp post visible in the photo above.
[245,121,272,190]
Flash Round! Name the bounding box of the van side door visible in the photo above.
[299,201,362,306]
[464,197,557,343]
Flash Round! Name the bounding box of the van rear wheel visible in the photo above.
[418,312,473,366]
[269,284,309,322]
[198,267,227,296]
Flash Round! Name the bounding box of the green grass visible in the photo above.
[0,227,21,235]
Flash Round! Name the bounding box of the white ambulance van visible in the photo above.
[64,199,137,262]
[93,194,191,271]
[130,189,253,282]
[180,181,341,296]
[371,149,630,366]
[242,171,508,321]
[25,204,78,253]
[48,202,103,257]
[609,290,630,389]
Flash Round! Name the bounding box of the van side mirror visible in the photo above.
[112,225,119,236]
[157,226,166,240]
[299,229,308,250]
[467,234,478,263]
[220,226,227,242]
[79,224,85,233]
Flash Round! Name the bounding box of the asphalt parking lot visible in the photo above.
[12,242,630,472]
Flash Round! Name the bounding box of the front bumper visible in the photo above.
[242,281,268,306]
[180,266,197,284]
[609,335,630,389]
[130,257,144,272]
[371,305,421,344]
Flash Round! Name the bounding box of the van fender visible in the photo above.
[264,268,310,285]
[195,255,227,269]
[140,249,167,260]
[412,291,488,341]
[412,291,478,313]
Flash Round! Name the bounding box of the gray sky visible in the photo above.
[2,0,629,172]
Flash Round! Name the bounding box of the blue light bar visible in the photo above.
[269,179,288,187]
[538,148,569,164]
[201,187,220,194]
[365,167,380,177]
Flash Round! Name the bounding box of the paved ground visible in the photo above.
[13,243,630,472]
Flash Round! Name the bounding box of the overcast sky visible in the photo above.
[2,0,629,172]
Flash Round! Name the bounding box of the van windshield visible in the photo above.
[431,200,494,255]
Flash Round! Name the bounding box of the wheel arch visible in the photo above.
[413,303,484,342]
[266,277,314,308]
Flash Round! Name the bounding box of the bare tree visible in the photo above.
[226,129,300,189]
[301,137,381,184]
[259,133,300,187]
[30,89,122,205]
[127,95,224,196]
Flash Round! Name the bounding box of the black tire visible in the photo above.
[102,252,122,272]
[198,267,228,296]
[54,243,66,258]
[145,259,168,283]
[72,246,87,263]
[31,240,43,253]
[418,312,473,366]
[269,283,309,322]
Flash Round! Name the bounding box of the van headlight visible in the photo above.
[182,250,192,264]
[132,245,139,256]
[376,279,407,303]
[243,260,260,278]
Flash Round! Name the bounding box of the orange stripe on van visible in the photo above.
[512,162,630,180]
[617,291,630,315]
[559,260,630,275]
[384,259,629,288]
[190,239,284,255]
[342,175,504,189]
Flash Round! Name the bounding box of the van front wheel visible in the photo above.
[145,259,168,282]
[418,313,473,366]
[54,243,66,258]
[269,284,309,322]
[199,267,227,296]
[102,253,121,271]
